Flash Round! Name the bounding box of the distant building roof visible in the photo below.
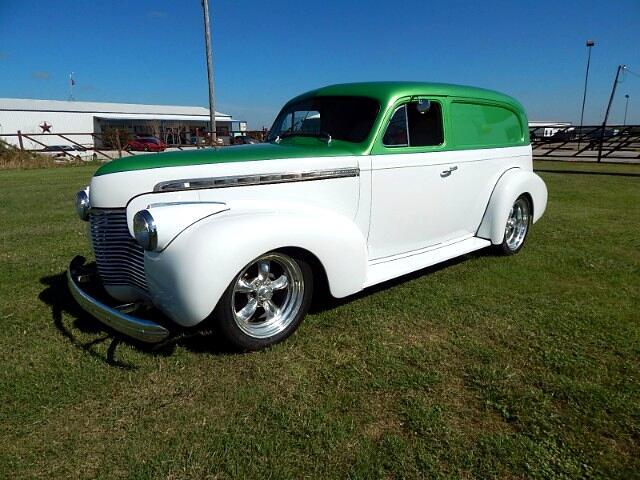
[528,121,573,127]
[0,98,232,119]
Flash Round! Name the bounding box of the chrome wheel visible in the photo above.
[231,253,305,339]
[504,197,530,251]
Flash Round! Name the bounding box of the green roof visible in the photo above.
[288,81,525,112]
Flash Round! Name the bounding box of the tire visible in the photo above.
[211,251,313,351]
[494,195,532,255]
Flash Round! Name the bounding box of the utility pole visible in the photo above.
[578,40,595,150]
[623,94,630,126]
[598,64,626,162]
[69,72,76,101]
[201,0,217,146]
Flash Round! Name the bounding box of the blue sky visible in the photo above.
[1,0,638,128]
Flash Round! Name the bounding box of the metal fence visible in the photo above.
[530,124,640,162]
[0,130,267,161]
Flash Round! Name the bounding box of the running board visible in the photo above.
[364,237,491,288]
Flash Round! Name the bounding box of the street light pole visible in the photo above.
[201,0,217,146]
[578,40,595,150]
[623,94,630,126]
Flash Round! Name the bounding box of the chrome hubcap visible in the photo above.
[232,253,304,339]
[505,198,530,250]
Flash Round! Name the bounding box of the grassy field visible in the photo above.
[1,162,638,479]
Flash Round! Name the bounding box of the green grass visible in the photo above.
[534,159,640,175]
[1,161,638,479]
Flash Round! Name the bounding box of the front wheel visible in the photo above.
[211,251,313,351]
[495,195,532,255]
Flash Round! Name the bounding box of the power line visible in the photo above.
[623,67,640,79]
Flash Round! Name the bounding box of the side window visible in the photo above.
[382,106,408,146]
[382,101,444,147]
[408,101,444,146]
[450,102,523,147]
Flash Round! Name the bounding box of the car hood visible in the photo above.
[95,138,366,176]
[89,138,363,208]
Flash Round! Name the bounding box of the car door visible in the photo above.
[367,98,470,260]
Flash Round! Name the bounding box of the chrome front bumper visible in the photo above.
[67,256,170,344]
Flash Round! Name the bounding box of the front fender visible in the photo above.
[476,168,548,244]
[144,204,368,327]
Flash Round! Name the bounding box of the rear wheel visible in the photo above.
[495,195,531,255]
[212,251,313,351]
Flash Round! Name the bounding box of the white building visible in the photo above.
[528,121,573,138]
[0,98,246,149]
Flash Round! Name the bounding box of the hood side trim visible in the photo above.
[153,167,360,193]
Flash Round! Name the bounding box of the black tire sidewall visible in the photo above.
[212,252,314,351]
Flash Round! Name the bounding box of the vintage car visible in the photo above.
[68,82,547,350]
[126,136,167,152]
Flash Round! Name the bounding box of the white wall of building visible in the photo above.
[0,109,95,148]
[0,98,238,149]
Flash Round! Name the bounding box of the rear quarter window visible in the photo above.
[451,102,524,148]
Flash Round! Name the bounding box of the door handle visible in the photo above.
[440,165,458,178]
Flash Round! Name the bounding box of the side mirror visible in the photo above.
[416,99,431,114]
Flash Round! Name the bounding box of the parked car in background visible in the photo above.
[232,135,260,145]
[549,128,576,142]
[42,144,87,157]
[69,82,547,351]
[126,136,166,152]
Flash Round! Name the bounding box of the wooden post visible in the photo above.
[17,130,24,150]
[115,128,122,159]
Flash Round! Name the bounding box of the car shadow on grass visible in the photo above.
[38,272,237,368]
[38,248,496,365]
[309,247,495,314]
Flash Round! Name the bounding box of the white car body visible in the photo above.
[69,82,547,345]
[88,143,545,327]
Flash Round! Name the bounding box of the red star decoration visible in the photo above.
[39,122,52,133]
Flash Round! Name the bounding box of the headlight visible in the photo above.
[75,189,90,221]
[133,210,157,251]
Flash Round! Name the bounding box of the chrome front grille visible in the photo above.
[90,209,148,291]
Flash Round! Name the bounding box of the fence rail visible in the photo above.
[0,130,266,161]
[530,124,640,162]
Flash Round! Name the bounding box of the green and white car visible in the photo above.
[69,82,547,350]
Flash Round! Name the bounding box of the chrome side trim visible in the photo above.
[67,257,170,344]
[153,167,360,193]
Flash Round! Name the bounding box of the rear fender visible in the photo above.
[476,169,548,244]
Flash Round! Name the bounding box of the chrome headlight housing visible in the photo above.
[133,210,158,251]
[75,189,90,221]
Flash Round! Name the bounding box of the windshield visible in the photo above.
[267,96,380,143]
